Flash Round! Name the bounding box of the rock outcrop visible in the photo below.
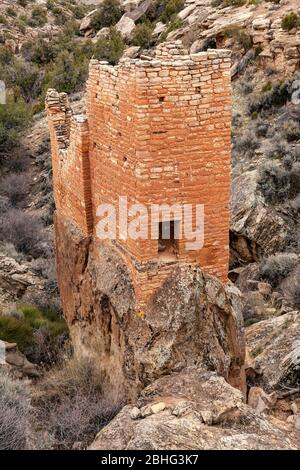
[54,216,246,400]
[90,367,298,450]
[0,255,42,304]
[0,340,39,378]
[230,171,294,262]
[246,311,300,391]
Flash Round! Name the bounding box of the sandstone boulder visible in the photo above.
[79,9,98,34]
[55,217,246,400]
[246,311,300,390]
[0,340,39,378]
[0,254,42,304]
[115,15,135,39]
[231,171,293,260]
[90,368,298,450]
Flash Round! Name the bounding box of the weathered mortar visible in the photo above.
[46,41,232,307]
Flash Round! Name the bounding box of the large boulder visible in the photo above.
[90,367,298,450]
[54,216,246,400]
[115,15,135,38]
[79,9,99,34]
[230,171,293,261]
[246,311,300,390]
[0,254,42,304]
[0,340,39,378]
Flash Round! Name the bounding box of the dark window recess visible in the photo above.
[158,220,179,258]
[159,96,165,102]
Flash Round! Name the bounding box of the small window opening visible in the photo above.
[159,96,165,102]
[158,220,179,260]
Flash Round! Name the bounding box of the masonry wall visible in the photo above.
[47,42,232,306]
[47,91,93,235]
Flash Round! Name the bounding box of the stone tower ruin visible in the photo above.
[46,41,231,307]
[46,43,243,396]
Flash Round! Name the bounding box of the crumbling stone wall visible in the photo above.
[46,41,232,307]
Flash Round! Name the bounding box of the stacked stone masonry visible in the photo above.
[46,42,232,306]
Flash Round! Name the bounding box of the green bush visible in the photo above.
[0,46,14,65]
[262,80,273,93]
[161,0,184,24]
[29,6,47,27]
[90,0,122,31]
[43,48,90,95]
[0,315,34,351]
[22,38,55,65]
[248,81,290,114]
[70,4,88,20]
[281,12,299,32]
[0,304,67,353]
[0,15,7,25]
[94,28,125,65]
[4,60,42,103]
[0,96,31,162]
[260,254,298,287]
[131,21,154,48]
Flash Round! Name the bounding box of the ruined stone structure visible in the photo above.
[47,41,231,306]
[46,42,244,398]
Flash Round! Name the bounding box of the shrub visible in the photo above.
[281,12,299,32]
[0,46,14,65]
[259,253,297,287]
[0,15,7,25]
[282,119,300,142]
[265,135,290,160]
[0,96,31,164]
[160,0,184,24]
[43,49,89,95]
[3,59,42,103]
[90,0,122,31]
[0,373,30,450]
[22,37,57,65]
[29,7,47,27]
[236,76,253,95]
[257,162,290,204]
[0,208,45,257]
[223,26,252,51]
[36,357,122,449]
[234,130,260,158]
[0,173,30,207]
[6,7,17,18]
[26,325,67,366]
[94,28,125,65]
[70,4,87,20]
[248,81,290,114]
[262,81,272,93]
[0,304,67,355]
[0,315,34,351]
[255,120,269,137]
[131,21,154,48]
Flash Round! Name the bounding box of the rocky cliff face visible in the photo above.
[55,215,245,399]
